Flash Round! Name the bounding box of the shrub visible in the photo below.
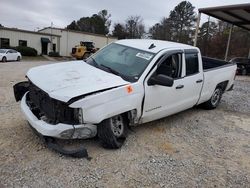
[13,46,37,56]
[48,51,60,57]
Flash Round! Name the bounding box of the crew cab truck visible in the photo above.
[14,39,236,150]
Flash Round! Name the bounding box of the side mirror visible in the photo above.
[148,74,174,87]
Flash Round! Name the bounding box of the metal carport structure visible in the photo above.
[194,3,250,60]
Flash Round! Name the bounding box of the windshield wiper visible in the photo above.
[100,64,137,82]
[100,64,122,77]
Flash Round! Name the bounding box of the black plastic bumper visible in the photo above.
[227,84,234,91]
[29,124,91,159]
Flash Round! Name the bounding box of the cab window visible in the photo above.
[156,53,182,79]
[185,53,199,76]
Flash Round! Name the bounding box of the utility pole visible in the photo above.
[224,24,233,61]
[194,12,201,47]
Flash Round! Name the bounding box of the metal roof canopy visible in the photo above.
[194,3,250,60]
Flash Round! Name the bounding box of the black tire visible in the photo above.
[83,52,90,60]
[202,87,223,110]
[241,68,247,75]
[2,56,7,63]
[98,114,128,149]
[17,56,21,61]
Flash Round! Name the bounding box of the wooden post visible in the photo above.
[194,12,201,47]
[224,25,233,61]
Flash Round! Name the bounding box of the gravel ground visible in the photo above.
[0,61,250,188]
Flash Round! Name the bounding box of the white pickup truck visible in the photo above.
[14,39,236,150]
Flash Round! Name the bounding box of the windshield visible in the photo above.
[0,49,7,53]
[86,43,155,82]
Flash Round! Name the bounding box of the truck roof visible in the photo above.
[115,39,198,53]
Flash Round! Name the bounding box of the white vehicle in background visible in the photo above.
[0,49,22,62]
[14,39,237,157]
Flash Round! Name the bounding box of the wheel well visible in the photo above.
[216,80,229,92]
[122,109,138,126]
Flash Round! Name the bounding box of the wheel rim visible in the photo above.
[211,88,221,106]
[110,115,124,138]
[242,69,247,75]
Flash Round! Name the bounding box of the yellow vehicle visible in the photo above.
[71,41,97,60]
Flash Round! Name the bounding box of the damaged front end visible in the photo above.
[13,81,92,159]
[13,81,82,126]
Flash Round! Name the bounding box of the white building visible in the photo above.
[39,27,117,56]
[0,26,117,56]
[0,27,60,55]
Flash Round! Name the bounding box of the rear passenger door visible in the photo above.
[182,50,203,107]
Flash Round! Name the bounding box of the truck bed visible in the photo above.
[197,57,237,105]
[202,57,233,71]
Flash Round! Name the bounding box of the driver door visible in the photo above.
[142,50,188,123]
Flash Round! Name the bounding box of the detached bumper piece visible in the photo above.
[29,124,91,159]
[45,137,91,159]
[227,84,234,91]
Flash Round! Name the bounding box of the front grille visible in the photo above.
[27,82,79,125]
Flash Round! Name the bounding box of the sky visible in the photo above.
[0,0,249,32]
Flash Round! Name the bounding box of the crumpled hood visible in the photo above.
[27,61,129,102]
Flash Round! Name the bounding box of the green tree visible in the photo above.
[67,21,79,30]
[149,17,172,40]
[112,23,127,39]
[98,10,111,34]
[66,10,111,35]
[168,1,196,44]
[197,21,218,56]
[125,16,145,39]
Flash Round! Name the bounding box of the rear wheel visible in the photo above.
[242,68,247,75]
[98,114,128,149]
[17,56,21,61]
[2,56,7,63]
[202,87,223,110]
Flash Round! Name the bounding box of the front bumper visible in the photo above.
[21,93,97,139]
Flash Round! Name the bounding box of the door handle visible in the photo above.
[176,85,184,89]
[196,79,203,83]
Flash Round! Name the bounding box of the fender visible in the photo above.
[70,84,144,124]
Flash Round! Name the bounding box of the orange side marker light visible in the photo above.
[126,85,133,94]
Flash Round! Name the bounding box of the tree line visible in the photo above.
[66,1,250,59]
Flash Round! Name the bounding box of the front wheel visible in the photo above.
[202,87,223,110]
[17,56,21,61]
[98,114,128,149]
[2,56,7,63]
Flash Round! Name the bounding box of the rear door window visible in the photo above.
[185,53,199,76]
